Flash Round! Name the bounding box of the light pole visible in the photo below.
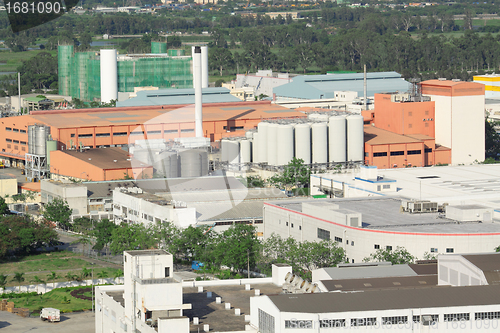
[91,262,95,313]
[247,249,250,279]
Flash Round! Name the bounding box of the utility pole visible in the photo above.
[247,249,250,279]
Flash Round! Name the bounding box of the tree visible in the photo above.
[0,197,9,215]
[12,272,25,292]
[97,271,108,284]
[209,47,234,76]
[93,219,118,253]
[246,175,265,188]
[65,272,76,282]
[0,274,7,291]
[47,271,59,288]
[217,224,260,274]
[268,158,311,192]
[81,268,92,280]
[485,119,500,159]
[109,223,156,255]
[363,246,415,265]
[113,269,123,280]
[43,198,72,230]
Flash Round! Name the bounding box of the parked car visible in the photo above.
[40,308,60,322]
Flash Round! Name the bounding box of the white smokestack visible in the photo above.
[192,46,196,89]
[194,46,203,138]
[201,46,209,88]
[100,49,118,103]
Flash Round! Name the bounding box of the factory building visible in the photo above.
[262,196,500,263]
[273,72,410,102]
[58,43,201,102]
[474,74,500,99]
[421,79,485,165]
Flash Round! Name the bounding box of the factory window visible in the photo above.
[351,241,354,246]
[5,127,11,131]
[444,313,469,322]
[408,124,412,129]
[373,152,387,157]
[147,130,161,135]
[475,311,500,320]
[317,228,330,240]
[20,141,26,145]
[5,138,11,142]
[164,129,177,134]
[377,185,381,191]
[386,245,393,251]
[230,126,244,131]
[351,318,377,327]
[14,146,18,150]
[180,129,194,133]
[113,132,127,136]
[165,267,170,277]
[13,140,19,144]
[425,123,429,127]
[96,133,110,137]
[78,134,93,138]
[430,248,438,253]
[285,320,312,329]
[6,144,10,148]
[320,319,345,328]
[286,222,288,226]
[13,128,19,132]
[20,129,26,133]
[258,309,275,333]
[365,152,369,157]
[291,223,294,228]
[254,220,263,224]
[382,316,408,325]
[299,226,301,230]
[70,133,75,137]
[334,236,342,243]
[407,150,421,155]
[446,248,454,253]
[130,131,144,135]
[425,148,433,153]
[417,315,439,324]
[390,151,404,156]
[383,184,390,189]
[21,147,25,151]
[374,244,380,249]
[408,112,412,116]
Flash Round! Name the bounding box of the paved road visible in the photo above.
[0,311,95,333]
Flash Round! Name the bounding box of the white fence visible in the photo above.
[0,277,124,295]
[182,277,273,288]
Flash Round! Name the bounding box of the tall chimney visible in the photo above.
[194,46,203,138]
[201,46,209,88]
[363,64,367,111]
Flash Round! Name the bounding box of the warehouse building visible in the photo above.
[474,74,500,99]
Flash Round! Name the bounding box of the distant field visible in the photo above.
[0,50,56,72]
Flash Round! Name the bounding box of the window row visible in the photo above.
[5,127,25,133]
[69,129,193,138]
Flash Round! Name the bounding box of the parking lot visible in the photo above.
[0,311,95,333]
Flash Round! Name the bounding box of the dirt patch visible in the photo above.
[70,288,93,301]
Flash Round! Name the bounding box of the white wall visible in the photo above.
[263,203,500,263]
[438,254,488,286]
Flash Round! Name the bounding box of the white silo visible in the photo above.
[100,49,118,103]
[193,46,203,138]
[252,132,259,163]
[347,115,364,162]
[315,114,330,122]
[329,116,347,163]
[267,123,279,166]
[220,139,229,162]
[245,131,254,139]
[277,124,294,166]
[240,139,251,164]
[227,140,240,165]
[294,123,311,164]
[311,122,328,164]
[256,122,268,163]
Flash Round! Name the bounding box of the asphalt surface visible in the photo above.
[0,311,95,333]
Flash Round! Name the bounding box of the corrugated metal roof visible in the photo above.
[274,72,410,100]
[116,88,241,107]
[268,284,500,313]
[463,253,500,285]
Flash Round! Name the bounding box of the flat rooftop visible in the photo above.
[268,284,500,313]
[321,274,437,292]
[269,197,500,233]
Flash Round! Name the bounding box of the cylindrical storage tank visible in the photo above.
[277,124,294,166]
[28,125,35,154]
[256,122,268,163]
[151,42,167,54]
[226,140,240,165]
[347,115,364,162]
[133,149,152,165]
[267,123,278,166]
[245,131,253,140]
[329,116,347,163]
[308,113,319,121]
[153,151,177,178]
[311,122,328,164]
[220,139,229,162]
[179,149,207,178]
[35,126,49,156]
[100,49,118,103]
[315,114,330,122]
[46,140,57,166]
[294,123,311,164]
[201,46,209,89]
[240,139,251,164]
[252,133,259,164]
[169,153,179,178]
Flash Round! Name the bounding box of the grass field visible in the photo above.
[0,49,57,72]
[0,251,122,288]
[5,286,93,312]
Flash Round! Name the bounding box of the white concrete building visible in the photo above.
[234,70,293,98]
[95,250,191,333]
[421,80,485,165]
[41,179,88,215]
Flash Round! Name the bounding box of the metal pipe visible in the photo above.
[363,64,367,111]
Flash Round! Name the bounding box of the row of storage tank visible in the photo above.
[220,115,364,166]
[133,148,209,178]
